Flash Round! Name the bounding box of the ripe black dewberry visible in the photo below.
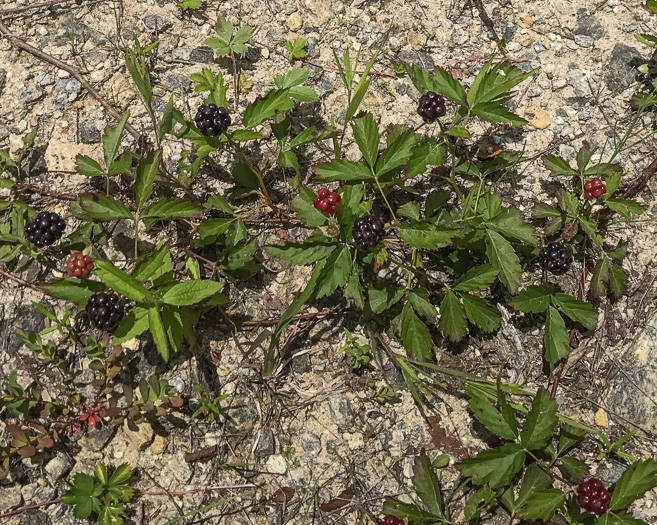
[577,478,610,515]
[352,215,385,251]
[86,293,125,332]
[313,188,341,216]
[539,242,572,274]
[67,252,94,278]
[377,516,404,525]
[24,211,65,247]
[417,91,446,123]
[194,104,231,136]
[583,177,607,200]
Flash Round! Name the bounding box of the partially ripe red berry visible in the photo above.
[584,181,593,192]
[318,188,330,199]
[327,192,339,205]
[67,252,94,278]
[317,199,329,211]
[378,515,405,525]
[313,197,322,210]
[593,186,605,197]
[591,177,602,187]
[585,191,594,199]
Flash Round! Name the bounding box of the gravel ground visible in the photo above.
[1,0,657,524]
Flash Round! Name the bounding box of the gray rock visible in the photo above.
[4,304,51,354]
[190,46,215,64]
[566,69,592,97]
[327,393,354,429]
[142,14,171,32]
[0,123,10,142]
[596,456,629,486]
[224,393,258,434]
[558,144,576,160]
[18,510,50,525]
[151,98,168,112]
[255,428,275,458]
[574,35,594,48]
[527,87,543,98]
[605,312,657,432]
[34,71,54,87]
[79,423,116,452]
[574,9,605,40]
[79,122,100,144]
[605,44,644,92]
[291,351,312,373]
[52,93,69,109]
[165,73,190,94]
[0,69,6,96]
[52,14,106,46]
[172,46,191,61]
[44,452,74,480]
[0,485,22,510]
[300,430,321,457]
[398,49,435,71]
[18,85,45,104]
[315,79,335,98]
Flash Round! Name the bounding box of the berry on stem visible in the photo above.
[378,516,404,525]
[583,177,606,200]
[352,215,385,251]
[313,188,341,216]
[577,478,610,515]
[417,91,446,123]
[194,104,231,136]
[539,242,572,274]
[24,211,65,247]
[86,293,125,332]
[67,252,94,278]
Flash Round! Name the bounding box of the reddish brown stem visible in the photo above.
[0,267,60,299]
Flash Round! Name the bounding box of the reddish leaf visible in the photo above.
[273,487,295,503]
[319,488,354,512]
[38,436,55,448]
[18,445,36,457]
[169,396,184,408]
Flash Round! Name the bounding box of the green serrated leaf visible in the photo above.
[466,386,518,440]
[267,240,336,266]
[400,220,455,249]
[520,389,558,451]
[560,456,590,480]
[43,279,104,306]
[511,285,553,313]
[79,194,132,221]
[544,155,573,176]
[453,265,498,292]
[76,155,105,177]
[401,302,434,361]
[135,151,160,209]
[461,293,501,333]
[369,284,405,314]
[439,290,467,341]
[552,294,598,330]
[517,464,552,509]
[460,443,526,488]
[485,229,522,294]
[142,199,203,219]
[351,113,379,168]
[243,88,293,128]
[148,307,169,361]
[315,246,351,298]
[408,289,438,318]
[518,489,564,521]
[545,305,570,366]
[113,306,149,344]
[161,280,223,306]
[94,260,152,302]
[413,450,443,516]
[605,198,648,220]
[472,101,526,126]
[315,159,373,182]
[382,498,437,523]
[486,207,536,245]
[609,459,657,511]
[102,112,130,171]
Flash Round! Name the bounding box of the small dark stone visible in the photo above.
[398,49,435,71]
[142,14,172,32]
[254,428,275,458]
[18,86,45,104]
[79,121,100,144]
[605,43,645,92]
[574,9,605,40]
[165,73,191,94]
[190,46,216,64]
[0,69,6,96]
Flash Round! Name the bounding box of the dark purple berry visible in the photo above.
[577,479,610,515]
[352,215,386,251]
[539,242,572,274]
[24,211,65,248]
[194,104,232,136]
[86,292,125,332]
[378,516,404,525]
[417,91,446,123]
